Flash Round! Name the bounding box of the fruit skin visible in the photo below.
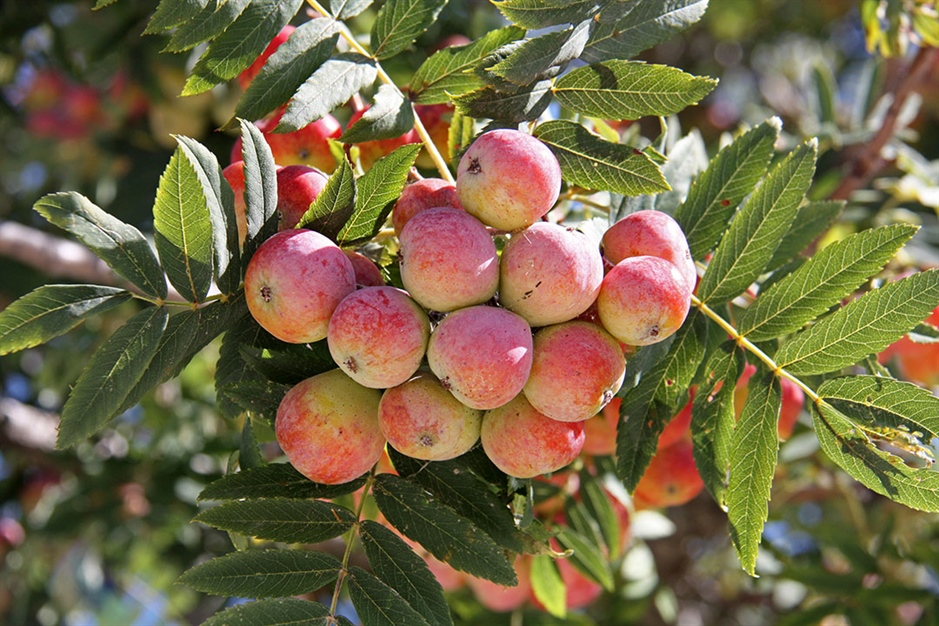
[231,109,342,174]
[481,394,585,479]
[244,229,356,344]
[398,207,499,312]
[391,177,462,236]
[523,321,626,423]
[221,160,249,245]
[657,390,694,449]
[238,26,295,90]
[467,555,532,613]
[275,369,385,485]
[499,222,605,327]
[327,286,430,389]
[597,255,691,346]
[601,210,697,294]
[456,129,561,231]
[427,306,534,411]
[276,164,329,230]
[378,370,483,461]
[344,250,385,287]
[878,304,939,388]
[632,438,704,509]
[414,103,455,170]
[582,397,620,457]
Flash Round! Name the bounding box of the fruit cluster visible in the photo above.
[242,127,697,485]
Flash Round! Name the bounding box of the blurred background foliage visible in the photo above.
[0,1,937,625]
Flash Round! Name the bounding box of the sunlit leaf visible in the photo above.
[493,0,606,30]
[239,118,280,262]
[767,200,844,271]
[296,157,356,239]
[163,0,250,52]
[145,0,209,34]
[530,555,566,618]
[280,53,377,132]
[341,83,415,143]
[371,0,448,60]
[487,21,590,85]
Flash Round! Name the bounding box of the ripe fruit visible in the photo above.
[275,369,384,485]
[244,229,356,344]
[523,321,626,423]
[238,26,295,90]
[398,207,499,312]
[456,128,561,231]
[601,210,697,294]
[391,177,462,236]
[221,160,248,245]
[327,287,430,389]
[582,397,620,457]
[276,164,328,230]
[378,370,483,461]
[467,555,531,613]
[481,394,585,478]
[344,250,385,287]
[427,305,533,410]
[597,255,691,346]
[878,305,939,388]
[499,222,605,327]
[632,438,704,509]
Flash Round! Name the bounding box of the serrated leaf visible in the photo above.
[57,305,169,448]
[224,379,292,422]
[179,549,342,597]
[337,144,421,245]
[454,79,554,124]
[739,225,919,341]
[554,61,717,121]
[555,527,614,591]
[776,269,939,376]
[34,192,167,300]
[216,314,273,419]
[371,473,516,585]
[153,146,214,303]
[199,463,367,502]
[818,375,939,441]
[145,0,209,34]
[359,520,453,626]
[195,498,356,544]
[582,0,709,63]
[493,0,607,30]
[767,200,844,271]
[673,118,779,261]
[202,598,331,626]
[325,0,373,19]
[726,370,781,575]
[236,18,341,123]
[239,339,337,385]
[239,118,280,262]
[347,566,432,626]
[411,26,525,104]
[280,53,378,132]
[697,140,817,306]
[655,309,707,409]
[182,0,304,95]
[534,120,669,196]
[578,471,622,559]
[163,0,250,53]
[488,21,590,85]
[297,157,355,238]
[341,84,415,143]
[370,0,447,60]
[0,285,131,356]
[447,106,474,164]
[530,555,566,618]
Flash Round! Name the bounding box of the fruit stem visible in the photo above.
[305,0,456,184]
[329,471,375,617]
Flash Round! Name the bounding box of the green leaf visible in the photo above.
[57,305,169,448]
[359,520,453,626]
[325,0,373,20]
[296,155,355,238]
[726,370,781,575]
[372,473,516,585]
[493,0,606,29]
[739,225,919,341]
[0,285,131,356]
[239,119,280,262]
[145,0,209,34]
[776,269,939,376]
[153,146,214,303]
[655,309,708,410]
[34,192,167,300]
[163,0,250,53]
[216,314,273,419]
[236,18,341,123]
[767,200,844,271]
[179,549,342,597]
[818,375,939,442]
[578,471,622,559]
[199,463,367,502]
[812,62,837,125]
[195,498,356,544]
[223,379,292,422]
[530,555,566,618]
[202,598,331,626]
[555,527,614,591]
[182,0,304,96]
[411,26,525,104]
[347,566,432,626]
[673,118,779,261]
[487,21,590,85]
[337,144,421,246]
[554,61,717,121]
[534,120,669,196]
[582,0,709,62]
[697,139,818,306]
[341,84,415,143]
[370,0,448,60]
[455,79,554,124]
[279,53,378,132]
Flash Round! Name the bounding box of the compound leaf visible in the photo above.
[370,0,448,60]
[767,200,844,271]
[296,156,356,238]
[195,498,356,544]
[341,83,415,143]
[199,463,367,502]
[347,566,432,626]
[493,0,607,30]
[239,118,280,262]
[280,53,377,132]
[179,549,341,597]
[455,79,554,124]
[202,598,331,626]
[145,0,209,34]
[582,0,709,62]
[163,0,250,53]
[487,21,590,85]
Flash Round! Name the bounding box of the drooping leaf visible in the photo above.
[534,120,669,197]
[739,224,919,341]
[530,555,566,618]
[767,200,844,271]
[818,375,939,442]
[57,305,169,448]
[578,471,623,559]
[34,192,167,300]
[145,0,209,34]
[555,527,614,591]
[654,309,707,410]
[486,21,591,85]
[370,0,448,60]
[359,520,453,626]
[239,118,280,262]
[341,84,415,143]
[179,549,342,597]
[582,0,709,63]
[455,79,554,124]
[697,139,817,306]
[347,566,432,626]
[279,53,378,132]
[202,598,331,626]
[163,0,250,52]
[199,463,367,502]
[776,269,939,376]
[325,0,373,20]
[195,498,356,544]
[0,285,131,356]
[554,61,717,121]
[493,0,607,30]
[296,156,356,238]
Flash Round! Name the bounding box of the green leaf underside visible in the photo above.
[240,119,280,261]
[818,376,939,440]
[297,156,355,236]
[655,310,707,410]
[341,83,415,143]
[493,0,606,30]
[582,0,710,63]
[455,79,554,124]
[370,0,447,60]
[280,53,378,132]
[359,521,453,626]
[488,22,590,85]
[697,140,817,306]
[555,61,717,121]
[555,527,614,590]
[145,0,209,34]
[164,0,250,52]
[0,285,131,356]
[34,192,167,299]
[776,269,939,376]
[347,566,432,626]
[183,0,304,95]
[530,555,566,618]
[202,598,330,626]
[767,200,844,271]
[535,120,669,197]
[371,474,517,586]
[195,498,356,544]
[674,119,779,261]
[726,370,781,575]
[325,0,373,20]
[199,463,367,502]
[179,549,341,597]
[57,305,169,448]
